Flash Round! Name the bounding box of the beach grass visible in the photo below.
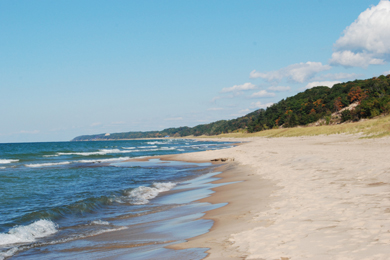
[194,114,390,139]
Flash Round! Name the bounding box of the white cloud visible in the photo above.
[330,0,390,67]
[164,117,183,121]
[251,101,274,109]
[304,81,341,90]
[313,72,361,81]
[268,86,291,92]
[239,108,251,114]
[383,70,390,75]
[221,82,256,93]
[250,62,331,83]
[251,90,276,98]
[330,51,385,67]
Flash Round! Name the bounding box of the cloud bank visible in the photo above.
[251,101,274,109]
[304,81,341,90]
[250,62,331,83]
[251,90,276,98]
[221,82,255,93]
[330,0,390,67]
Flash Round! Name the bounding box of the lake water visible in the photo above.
[0,139,234,259]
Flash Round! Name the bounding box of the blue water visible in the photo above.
[0,139,233,259]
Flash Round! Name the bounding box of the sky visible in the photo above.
[1,0,390,143]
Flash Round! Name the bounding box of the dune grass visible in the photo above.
[195,114,390,139]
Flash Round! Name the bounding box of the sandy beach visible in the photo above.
[164,135,390,259]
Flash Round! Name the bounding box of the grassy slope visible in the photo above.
[194,114,390,139]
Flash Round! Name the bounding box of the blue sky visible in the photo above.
[1,0,390,142]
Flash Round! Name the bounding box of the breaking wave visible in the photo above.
[146,141,171,145]
[77,157,131,163]
[0,247,18,260]
[0,223,126,260]
[90,220,110,226]
[25,157,132,168]
[0,159,19,164]
[124,182,176,205]
[0,219,58,246]
[25,162,71,168]
[57,149,130,156]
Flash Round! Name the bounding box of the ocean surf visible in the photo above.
[0,139,233,259]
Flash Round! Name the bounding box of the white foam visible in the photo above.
[0,167,5,169]
[134,148,157,152]
[90,220,110,225]
[160,147,176,150]
[83,226,127,237]
[0,247,18,260]
[0,159,19,164]
[25,161,71,168]
[35,226,126,246]
[122,147,136,150]
[77,157,131,163]
[99,149,128,154]
[57,149,130,156]
[0,225,128,259]
[147,141,169,145]
[0,220,58,246]
[138,146,158,149]
[126,182,176,205]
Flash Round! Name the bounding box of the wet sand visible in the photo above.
[164,135,390,259]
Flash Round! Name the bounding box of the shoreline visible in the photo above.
[3,139,234,260]
[160,135,390,259]
[166,161,277,259]
[9,159,226,260]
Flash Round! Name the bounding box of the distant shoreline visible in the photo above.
[71,113,390,142]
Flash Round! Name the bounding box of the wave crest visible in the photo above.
[125,182,176,205]
[0,219,58,246]
[25,162,71,168]
[57,149,130,156]
[90,220,110,225]
[0,159,19,164]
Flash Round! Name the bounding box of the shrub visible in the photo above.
[341,110,352,122]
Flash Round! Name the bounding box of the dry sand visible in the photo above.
[165,135,390,260]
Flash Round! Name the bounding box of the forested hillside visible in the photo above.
[72,110,260,140]
[247,74,390,132]
[72,75,390,141]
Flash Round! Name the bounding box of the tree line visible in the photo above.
[71,74,390,141]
